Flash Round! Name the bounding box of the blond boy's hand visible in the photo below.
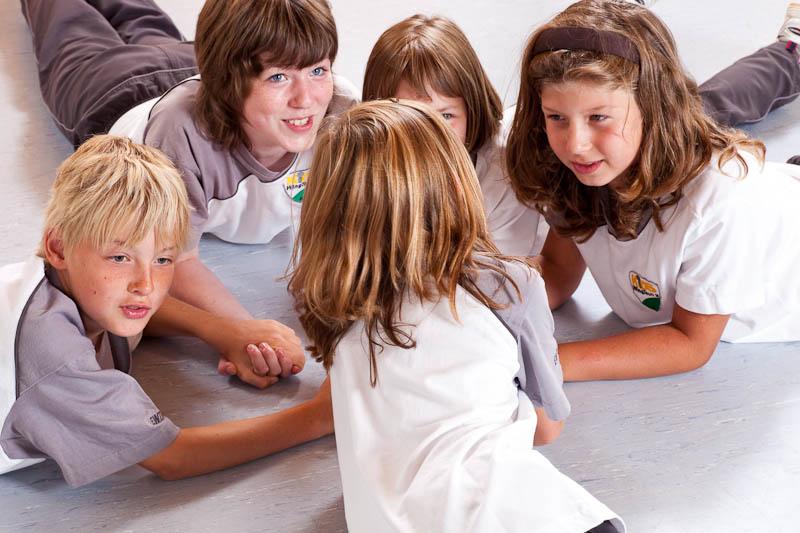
[215,319,306,389]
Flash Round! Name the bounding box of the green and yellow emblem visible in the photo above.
[284,169,308,203]
[629,271,661,311]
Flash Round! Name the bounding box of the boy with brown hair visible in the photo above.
[0,136,331,486]
[21,0,358,387]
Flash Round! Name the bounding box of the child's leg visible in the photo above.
[699,5,800,127]
[86,0,186,45]
[699,41,800,127]
[21,0,196,146]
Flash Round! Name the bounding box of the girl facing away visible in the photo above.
[288,99,624,533]
[506,0,800,382]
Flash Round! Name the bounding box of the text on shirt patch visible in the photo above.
[629,271,661,311]
[148,412,165,426]
[284,169,308,203]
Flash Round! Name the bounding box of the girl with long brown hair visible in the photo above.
[362,9,800,260]
[506,0,800,382]
[289,99,623,533]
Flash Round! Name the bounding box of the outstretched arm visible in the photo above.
[170,247,252,320]
[535,229,586,310]
[139,377,332,480]
[146,295,305,389]
[558,304,730,381]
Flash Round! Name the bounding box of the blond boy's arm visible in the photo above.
[140,378,332,480]
[146,295,305,389]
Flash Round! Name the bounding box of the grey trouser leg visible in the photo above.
[700,41,800,127]
[21,0,198,146]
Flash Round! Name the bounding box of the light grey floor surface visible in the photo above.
[1,1,799,532]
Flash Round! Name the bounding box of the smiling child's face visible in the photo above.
[50,230,176,340]
[540,80,643,189]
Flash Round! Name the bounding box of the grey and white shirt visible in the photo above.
[111,75,359,249]
[0,259,178,487]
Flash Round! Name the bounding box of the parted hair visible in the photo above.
[362,14,502,154]
[506,0,765,241]
[38,135,190,257]
[194,0,338,150]
[289,100,518,384]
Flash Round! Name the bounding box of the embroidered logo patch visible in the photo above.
[148,411,165,426]
[284,169,308,203]
[629,271,661,311]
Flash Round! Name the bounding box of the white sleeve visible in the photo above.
[476,142,546,257]
[675,184,767,315]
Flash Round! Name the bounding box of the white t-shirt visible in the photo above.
[330,262,623,533]
[577,152,800,342]
[476,130,548,257]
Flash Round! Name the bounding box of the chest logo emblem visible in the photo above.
[284,169,308,203]
[629,271,661,311]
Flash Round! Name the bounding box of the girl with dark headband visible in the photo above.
[506,0,800,381]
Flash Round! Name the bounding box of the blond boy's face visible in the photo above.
[53,231,176,340]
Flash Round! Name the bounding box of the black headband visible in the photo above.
[532,27,640,65]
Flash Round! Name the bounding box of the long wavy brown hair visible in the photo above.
[194,0,338,151]
[506,0,765,241]
[362,14,503,155]
[288,100,519,385]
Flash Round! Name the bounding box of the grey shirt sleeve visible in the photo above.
[1,282,179,487]
[143,82,209,250]
[478,260,570,421]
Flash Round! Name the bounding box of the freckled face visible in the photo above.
[57,232,176,339]
[394,80,469,146]
[540,81,643,188]
[241,59,335,169]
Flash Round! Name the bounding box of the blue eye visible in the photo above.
[442,113,455,120]
[109,255,127,263]
[155,257,173,266]
[545,114,564,122]
[311,66,327,77]
[268,73,287,82]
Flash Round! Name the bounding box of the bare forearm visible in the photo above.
[536,229,586,310]
[533,407,564,445]
[146,296,222,338]
[141,397,332,480]
[171,254,252,320]
[538,255,585,310]
[559,325,714,381]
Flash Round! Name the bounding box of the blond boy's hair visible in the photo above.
[38,135,190,258]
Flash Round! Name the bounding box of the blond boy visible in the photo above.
[0,136,331,487]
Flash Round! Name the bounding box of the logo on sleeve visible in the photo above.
[148,411,165,426]
[629,271,661,311]
[284,169,308,203]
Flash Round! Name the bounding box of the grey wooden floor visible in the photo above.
[1,1,799,532]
